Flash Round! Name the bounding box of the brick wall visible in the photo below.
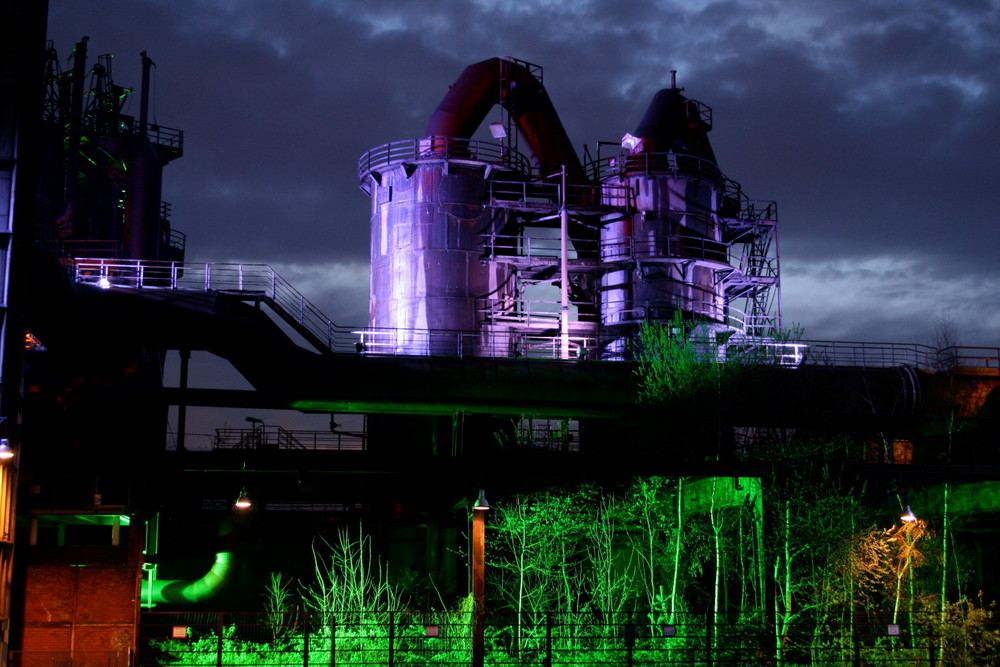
[17,547,140,667]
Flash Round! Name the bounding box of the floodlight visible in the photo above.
[234,489,252,509]
[473,488,490,511]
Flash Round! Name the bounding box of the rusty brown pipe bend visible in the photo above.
[424,58,588,185]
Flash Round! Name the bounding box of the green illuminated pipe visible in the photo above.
[142,551,234,605]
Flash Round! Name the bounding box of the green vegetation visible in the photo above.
[146,317,1000,664]
[147,477,1000,664]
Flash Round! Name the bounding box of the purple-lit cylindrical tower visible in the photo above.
[599,84,735,358]
[359,57,587,357]
[360,140,519,355]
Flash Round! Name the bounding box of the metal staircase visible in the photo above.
[68,258,358,354]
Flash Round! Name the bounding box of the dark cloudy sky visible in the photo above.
[47,0,1000,347]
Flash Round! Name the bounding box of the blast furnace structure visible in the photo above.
[359,58,780,360]
[9,30,1000,667]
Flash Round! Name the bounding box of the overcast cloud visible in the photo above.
[46,0,1000,346]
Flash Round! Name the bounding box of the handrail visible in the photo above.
[486,180,633,213]
[358,138,532,191]
[68,258,999,372]
[588,150,723,183]
[799,340,938,370]
[601,233,730,264]
[214,426,364,452]
[480,232,599,261]
[69,259,357,353]
[803,341,1000,373]
[355,327,596,360]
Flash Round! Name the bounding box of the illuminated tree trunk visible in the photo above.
[939,481,950,664]
[670,478,683,623]
[756,488,766,620]
[773,500,791,666]
[848,511,856,661]
[710,478,721,653]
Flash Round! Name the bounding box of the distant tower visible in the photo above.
[38,39,185,261]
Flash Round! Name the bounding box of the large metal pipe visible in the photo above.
[125,51,164,260]
[424,57,587,184]
[142,551,234,605]
[139,51,153,134]
[61,36,89,231]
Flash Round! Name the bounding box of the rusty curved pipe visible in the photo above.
[424,58,588,184]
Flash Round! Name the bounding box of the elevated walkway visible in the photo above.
[67,257,1000,374]
[70,258,357,354]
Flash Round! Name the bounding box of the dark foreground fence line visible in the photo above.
[88,608,1000,666]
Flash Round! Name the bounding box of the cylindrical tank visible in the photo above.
[598,85,733,359]
[366,149,515,355]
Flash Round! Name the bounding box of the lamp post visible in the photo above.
[472,489,489,667]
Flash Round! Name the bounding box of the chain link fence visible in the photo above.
[126,609,999,666]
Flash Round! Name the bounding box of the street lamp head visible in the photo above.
[0,439,13,461]
[234,489,252,509]
[901,505,917,523]
[473,488,490,511]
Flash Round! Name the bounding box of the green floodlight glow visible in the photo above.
[33,513,130,527]
[142,551,234,605]
[290,398,620,419]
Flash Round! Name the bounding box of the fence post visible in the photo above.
[303,611,310,667]
[216,612,224,667]
[625,623,635,667]
[705,609,713,666]
[329,616,336,667]
[387,611,394,667]
[544,613,553,667]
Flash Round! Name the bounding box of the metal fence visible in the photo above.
[798,341,1000,373]
[70,259,358,353]
[213,426,364,452]
[9,649,132,667]
[68,258,1000,373]
[358,138,533,188]
[132,610,998,666]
